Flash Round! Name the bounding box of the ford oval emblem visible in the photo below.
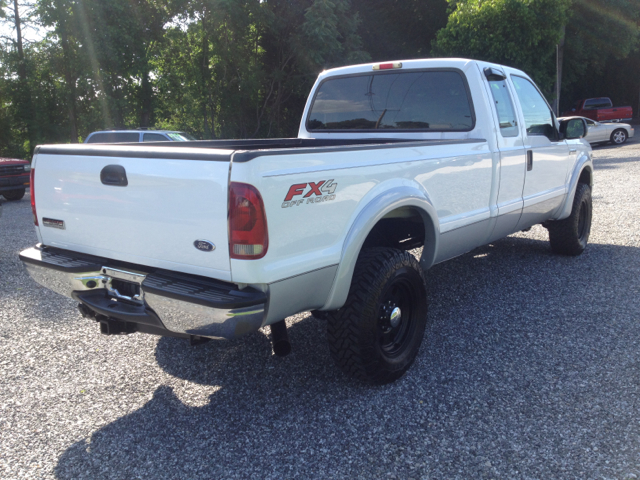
[194,240,216,252]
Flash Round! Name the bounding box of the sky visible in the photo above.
[0,1,49,48]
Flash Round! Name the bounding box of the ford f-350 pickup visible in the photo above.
[20,59,593,384]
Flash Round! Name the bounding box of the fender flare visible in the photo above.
[556,153,593,220]
[320,186,439,311]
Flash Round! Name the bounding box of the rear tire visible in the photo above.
[610,129,627,145]
[547,183,592,256]
[3,188,25,201]
[326,248,428,384]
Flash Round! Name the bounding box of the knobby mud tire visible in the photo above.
[547,183,592,256]
[326,248,428,384]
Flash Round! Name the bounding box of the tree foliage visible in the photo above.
[433,0,572,93]
[561,0,640,111]
[0,0,638,159]
[351,0,448,62]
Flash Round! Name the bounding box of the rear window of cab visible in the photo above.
[306,69,475,132]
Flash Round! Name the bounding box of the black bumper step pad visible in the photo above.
[142,272,266,310]
[19,246,104,273]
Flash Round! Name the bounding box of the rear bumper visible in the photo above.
[0,173,29,192]
[19,245,267,340]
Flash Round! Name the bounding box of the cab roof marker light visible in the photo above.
[373,62,403,70]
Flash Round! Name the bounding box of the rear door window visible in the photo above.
[307,70,474,132]
[487,79,519,137]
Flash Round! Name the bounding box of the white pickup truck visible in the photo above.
[20,58,593,384]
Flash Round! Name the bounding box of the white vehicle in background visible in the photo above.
[84,129,195,143]
[21,58,593,384]
[560,116,634,145]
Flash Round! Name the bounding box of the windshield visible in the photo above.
[167,132,196,141]
[307,70,474,132]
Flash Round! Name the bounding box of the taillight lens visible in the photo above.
[30,168,38,226]
[229,182,268,260]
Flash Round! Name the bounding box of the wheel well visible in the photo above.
[578,167,592,187]
[361,207,437,266]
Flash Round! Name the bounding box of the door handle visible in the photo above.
[569,149,577,153]
[526,150,533,171]
[100,165,128,187]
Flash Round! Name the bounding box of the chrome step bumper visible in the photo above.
[19,246,266,340]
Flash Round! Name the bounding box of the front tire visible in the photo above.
[3,188,25,201]
[611,129,627,145]
[326,248,428,384]
[547,183,592,256]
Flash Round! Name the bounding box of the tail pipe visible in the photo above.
[270,320,291,357]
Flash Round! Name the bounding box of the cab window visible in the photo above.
[307,70,475,132]
[511,76,556,141]
[584,98,611,109]
[487,79,518,137]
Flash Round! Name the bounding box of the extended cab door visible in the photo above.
[509,74,571,229]
[481,66,527,240]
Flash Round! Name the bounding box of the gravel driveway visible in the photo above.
[1,141,640,479]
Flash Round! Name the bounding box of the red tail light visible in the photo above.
[30,168,38,226]
[229,182,268,260]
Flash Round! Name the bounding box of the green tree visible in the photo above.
[1,0,38,155]
[258,0,369,137]
[560,0,640,112]
[352,0,448,62]
[65,0,180,129]
[432,0,571,93]
[154,0,368,139]
[38,0,83,142]
[154,0,265,138]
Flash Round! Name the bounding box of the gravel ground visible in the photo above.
[1,140,640,479]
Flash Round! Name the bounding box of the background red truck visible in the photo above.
[565,97,633,122]
[0,158,31,201]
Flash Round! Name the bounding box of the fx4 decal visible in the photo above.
[282,180,337,208]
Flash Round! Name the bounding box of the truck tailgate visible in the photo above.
[34,146,233,280]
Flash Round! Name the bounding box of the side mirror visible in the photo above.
[560,117,587,140]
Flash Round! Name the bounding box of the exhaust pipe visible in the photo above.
[270,320,291,357]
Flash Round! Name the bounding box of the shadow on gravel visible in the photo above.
[593,156,640,169]
[54,235,640,479]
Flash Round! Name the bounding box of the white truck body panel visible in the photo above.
[229,140,492,285]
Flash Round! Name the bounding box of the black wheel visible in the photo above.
[326,248,428,384]
[3,188,25,201]
[610,129,627,145]
[547,183,592,256]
